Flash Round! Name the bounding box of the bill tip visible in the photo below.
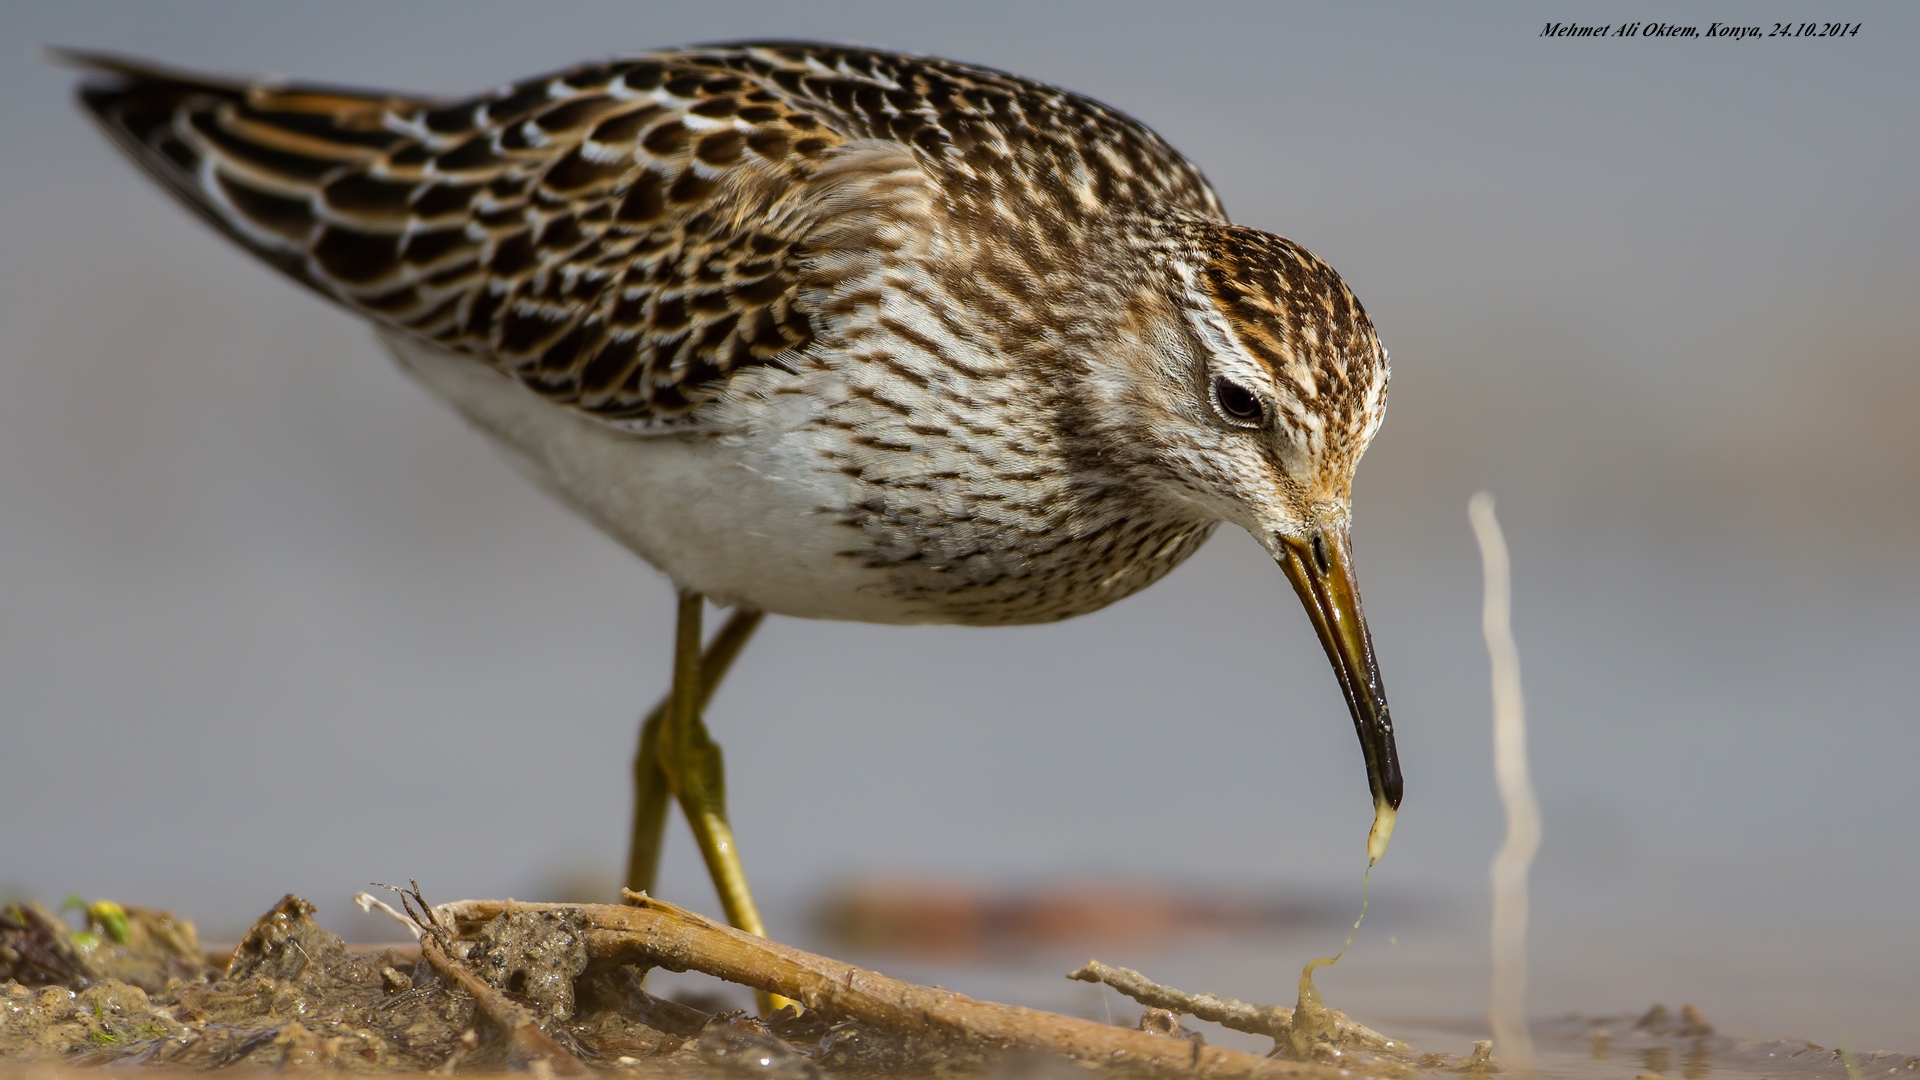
[1367,799,1397,865]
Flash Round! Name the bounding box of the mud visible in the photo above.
[0,894,1044,1077]
[2,895,696,1073]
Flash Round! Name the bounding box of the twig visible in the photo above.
[1069,960,1411,1059]
[431,893,1343,1079]
[354,891,423,940]
[1067,960,1294,1043]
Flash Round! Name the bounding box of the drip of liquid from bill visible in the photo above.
[1311,798,1394,985]
[1300,862,1372,1000]
[1286,803,1393,1057]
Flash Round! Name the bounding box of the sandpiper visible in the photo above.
[67,42,1402,950]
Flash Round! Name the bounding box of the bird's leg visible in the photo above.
[657,592,763,933]
[624,606,764,897]
[651,590,792,1015]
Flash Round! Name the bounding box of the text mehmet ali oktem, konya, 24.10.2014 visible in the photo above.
[1541,21,1863,40]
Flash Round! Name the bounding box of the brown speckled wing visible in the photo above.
[71,50,836,428]
[706,43,1224,222]
[71,44,1223,429]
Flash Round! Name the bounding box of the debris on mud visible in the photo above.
[17,890,1902,1079]
[3,890,1358,1076]
[466,906,591,1024]
[5,894,471,1072]
[1,898,205,994]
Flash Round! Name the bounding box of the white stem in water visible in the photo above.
[1470,493,1540,1071]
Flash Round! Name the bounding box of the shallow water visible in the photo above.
[735,893,1920,1065]
[629,921,1919,1078]
[642,943,1920,1080]
[1401,1014,1914,1080]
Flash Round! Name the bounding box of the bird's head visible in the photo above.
[1085,219,1401,860]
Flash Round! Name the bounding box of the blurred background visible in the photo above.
[3,1,1915,1054]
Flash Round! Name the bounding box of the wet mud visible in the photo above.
[4,896,787,1074]
[2,893,1156,1077]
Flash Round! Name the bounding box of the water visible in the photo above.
[638,913,1920,1073]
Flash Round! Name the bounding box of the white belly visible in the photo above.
[381,331,920,623]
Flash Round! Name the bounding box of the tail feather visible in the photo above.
[59,46,834,432]
[63,48,434,293]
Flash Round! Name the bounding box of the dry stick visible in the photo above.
[1068,961,1410,1058]
[1469,493,1542,1072]
[436,894,1343,1080]
[1067,960,1294,1043]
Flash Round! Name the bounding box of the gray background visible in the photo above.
[3,1,1915,1051]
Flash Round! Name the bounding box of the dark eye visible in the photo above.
[1212,376,1265,426]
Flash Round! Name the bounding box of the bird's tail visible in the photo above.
[56,47,439,297]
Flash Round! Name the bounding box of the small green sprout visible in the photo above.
[87,900,130,944]
[89,1029,120,1045]
[69,931,101,953]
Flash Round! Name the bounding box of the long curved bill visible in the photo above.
[1277,524,1402,865]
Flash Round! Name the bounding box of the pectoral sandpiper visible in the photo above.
[66,42,1402,967]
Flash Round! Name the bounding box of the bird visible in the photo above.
[64,40,1403,976]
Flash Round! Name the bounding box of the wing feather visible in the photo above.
[69,43,1222,430]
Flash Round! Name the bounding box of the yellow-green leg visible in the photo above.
[625,592,791,1015]
[624,603,764,898]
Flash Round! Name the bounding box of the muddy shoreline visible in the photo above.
[4,895,1913,1079]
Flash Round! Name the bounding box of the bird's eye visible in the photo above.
[1211,376,1265,426]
